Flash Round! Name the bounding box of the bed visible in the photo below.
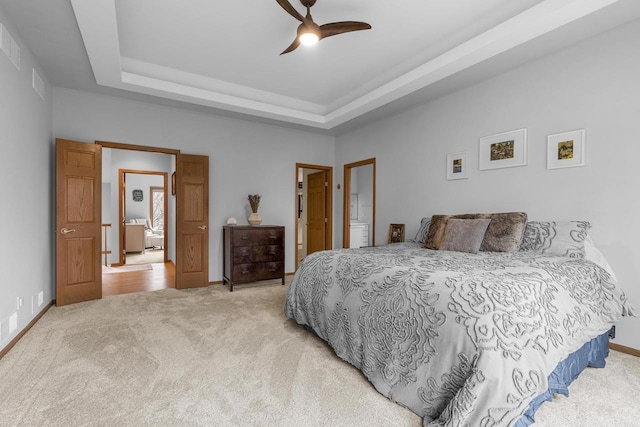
[285,217,634,426]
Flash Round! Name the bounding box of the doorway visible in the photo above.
[343,158,376,249]
[295,163,333,270]
[56,139,209,305]
[118,169,169,266]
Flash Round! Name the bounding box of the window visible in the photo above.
[150,186,164,230]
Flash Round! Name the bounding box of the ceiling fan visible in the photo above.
[276,0,371,55]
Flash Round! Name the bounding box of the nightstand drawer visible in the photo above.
[259,262,284,279]
[233,245,284,263]
[233,228,284,246]
[232,263,259,282]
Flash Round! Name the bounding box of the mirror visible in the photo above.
[350,194,358,220]
[343,158,376,248]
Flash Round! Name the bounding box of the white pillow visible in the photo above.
[584,236,617,280]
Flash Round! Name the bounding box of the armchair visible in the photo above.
[124,223,146,253]
[129,218,164,248]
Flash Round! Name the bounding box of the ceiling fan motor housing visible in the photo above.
[298,21,321,39]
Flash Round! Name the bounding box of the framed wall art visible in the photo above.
[446,152,469,180]
[132,189,143,202]
[547,129,585,169]
[479,128,527,170]
[388,224,405,244]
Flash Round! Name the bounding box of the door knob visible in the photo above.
[60,228,76,234]
[197,225,207,231]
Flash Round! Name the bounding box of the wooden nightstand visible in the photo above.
[223,225,285,292]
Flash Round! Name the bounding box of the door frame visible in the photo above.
[343,158,376,249]
[295,163,333,270]
[95,140,180,277]
[118,169,169,265]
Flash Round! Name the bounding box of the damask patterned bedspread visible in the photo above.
[284,243,634,427]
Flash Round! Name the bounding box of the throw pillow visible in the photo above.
[440,218,492,254]
[424,213,490,249]
[480,212,528,252]
[423,215,451,249]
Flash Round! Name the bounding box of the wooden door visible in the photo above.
[176,154,209,289]
[307,171,327,255]
[55,139,102,306]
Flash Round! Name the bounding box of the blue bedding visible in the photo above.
[516,332,610,426]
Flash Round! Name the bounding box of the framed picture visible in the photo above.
[388,224,405,244]
[171,172,176,195]
[446,152,469,180]
[479,128,527,170]
[547,129,585,169]
[132,189,143,202]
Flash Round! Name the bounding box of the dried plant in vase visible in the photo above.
[248,194,261,213]
[248,194,262,226]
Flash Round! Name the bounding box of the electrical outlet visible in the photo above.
[38,291,43,307]
[17,297,23,310]
[9,313,17,333]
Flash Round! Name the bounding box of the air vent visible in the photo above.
[1,23,20,69]
[32,68,45,100]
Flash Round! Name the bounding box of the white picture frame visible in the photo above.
[446,152,469,180]
[479,128,527,170]
[547,129,586,169]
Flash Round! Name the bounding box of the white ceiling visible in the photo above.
[2,0,640,133]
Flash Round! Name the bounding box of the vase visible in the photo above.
[248,212,262,226]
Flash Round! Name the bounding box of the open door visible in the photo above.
[175,153,209,289]
[295,163,333,270]
[307,170,327,256]
[55,139,102,306]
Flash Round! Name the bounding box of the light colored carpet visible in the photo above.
[0,280,638,426]
[125,248,164,265]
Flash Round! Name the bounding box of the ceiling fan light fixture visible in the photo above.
[297,21,320,46]
[299,31,319,46]
[277,0,371,54]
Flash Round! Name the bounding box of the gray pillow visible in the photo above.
[440,218,491,254]
[409,217,431,244]
[519,221,591,258]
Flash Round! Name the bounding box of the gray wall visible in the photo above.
[125,173,165,222]
[0,6,53,352]
[335,19,640,350]
[53,87,336,281]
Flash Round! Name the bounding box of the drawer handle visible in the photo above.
[242,236,249,240]
[268,268,277,272]
[242,270,249,274]
[269,236,277,239]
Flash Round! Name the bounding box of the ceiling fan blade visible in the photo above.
[319,21,371,39]
[275,0,304,22]
[280,37,301,55]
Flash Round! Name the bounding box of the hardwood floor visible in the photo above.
[102,262,175,297]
